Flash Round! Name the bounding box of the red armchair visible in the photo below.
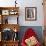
[21,28,41,46]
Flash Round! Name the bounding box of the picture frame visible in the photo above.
[25,7,37,21]
[2,10,9,15]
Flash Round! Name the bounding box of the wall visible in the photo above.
[18,0,44,26]
[0,0,44,26]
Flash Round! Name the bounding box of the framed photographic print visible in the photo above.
[2,10,9,15]
[25,7,37,21]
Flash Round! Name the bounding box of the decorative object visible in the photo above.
[25,36,38,46]
[9,10,18,15]
[25,7,37,21]
[5,18,8,24]
[13,32,18,41]
[2,10,9,15]
[2,28,13,41]
[2,16,8,24]
[15,0,17,7]
[9,10,15,15]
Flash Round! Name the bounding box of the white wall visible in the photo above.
[0,0,44,26]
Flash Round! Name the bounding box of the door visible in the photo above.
[43,0,46,46]
[43,0,46,26]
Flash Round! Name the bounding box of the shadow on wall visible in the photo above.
[18,26,43,44]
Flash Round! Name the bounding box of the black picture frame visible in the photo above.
[25,7,37,21]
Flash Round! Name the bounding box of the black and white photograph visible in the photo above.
[25,7,37,21]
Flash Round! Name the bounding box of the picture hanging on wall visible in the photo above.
[25,7,37,21]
